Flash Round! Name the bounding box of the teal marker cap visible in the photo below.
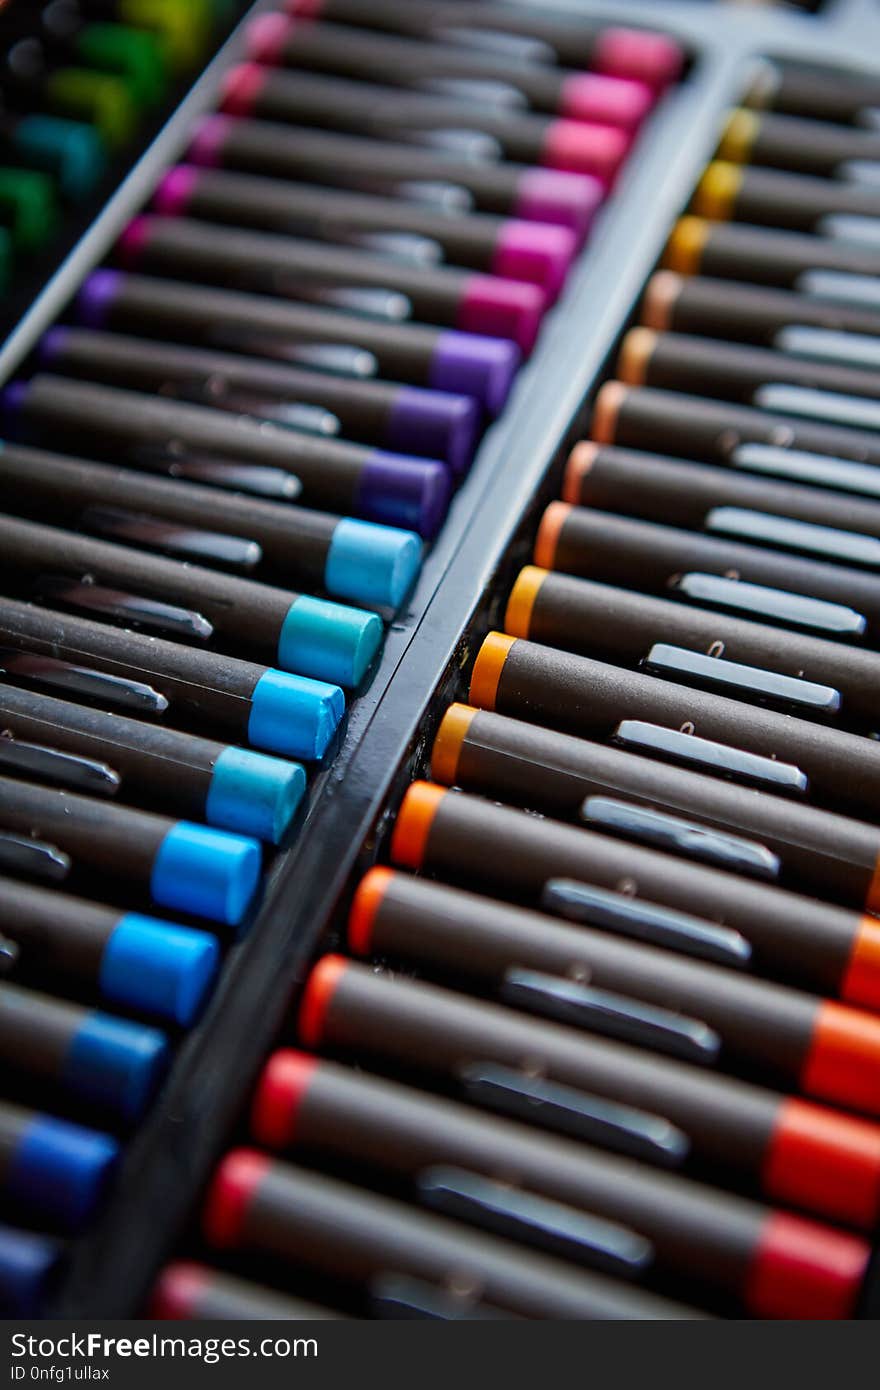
[12,116,106,199]
[277,596,381,687]
[206,746,307,844]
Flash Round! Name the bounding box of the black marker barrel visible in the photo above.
[4,371,452,538]
[0,684,306,846]
[506,569,880,722]
[153,164,578,300]
[0,982,168,1122]
[719,108,880,179]
[430,704,880,910]
[0,598,344,764]
[117,214,547,355]
[0,437,423,611]
[150,1263,338,1320]
[592,382,880,469]
[185,116,604,239]
[297,955,880,1232]
[643,272,880,347]
[748,61,880,126]
[75,270,520,419]
[0,775,261,928]
[693,161,880,235]
[0,513,382,689]
[245,13,654,131]
[562,444,880,542]
[349,871,880,1118]
[0,876,218,1026]
[0,1099,118,1232]
[219,65,630,187]
[202,1150,703,1320]
[666,215,880,289]
[535,504,880,637]
[471,630,880,845]
[252,1047,870,1318]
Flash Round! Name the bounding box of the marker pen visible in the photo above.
[0,44,139,151]
[0,774,261,927]
[117,214,548,355]
[252,1049,870,1318]
[0,875,218,1026]
[747,60,880,126]
[76,270,520,419]
[0,599,345,763]
[5,371,452,538]
[2,436,422,610]
[349,871,880,1116]
[297,955,880,1230]
[0,166,58,252]
[693,160,880,236]
[718,108,880,179]
[203,1150,704,1319]
[186,116,604,239]
[71,0,215,73]
[20,15,168,109]
[0,112,105,199]
[665,215,880,289]
[150,1263,338,1320]
[0,683,307,846]
[154,164,578,301]
[219,65,630,186]
[0,981,168,1122]
[0,1098,118,1231]
[469,632,880,824]
[245,13,653,131]
[0,1223,60,1316]
[0,512,382,689]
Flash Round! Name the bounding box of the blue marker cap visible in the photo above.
[277,595,381,688]
[6,1116,118,1232]
[0,1224,59,1317]
[325,519,421,610]
[13,115,106,199]
[429,331,521,416]
[206,746,306,845]
[64,1012,170,1122]
[248,669,344,761]
[101,913,220,1025]
[150,821,262,926]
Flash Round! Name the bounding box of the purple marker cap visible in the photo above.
[385,387,479,478]
[357,453,451,541]
[187,115,233,168]
[154,165,200,216]
[77,270,123,328]
[513,168,606,247]
[39,326,72,365]
[428,332,520,418]
[1,380,28,436]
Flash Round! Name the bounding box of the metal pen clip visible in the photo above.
[133,442,302,501]
[412,77,528,110]
[433,27,556,65]
[756,381,880,436]
[347,231,445,268]
[580,795,780,881]
[775,325,880,373]
[705,506,880,571]
[399,128,502,161]
[369,1273,518,1321]
[643,642,841,714]
[613,719,809,795]
[672,571,867,637]
[391,180,474,214]
[34,577,213,643]
[0,733,120,797]
[0,653,169,716]
[83,507,263,573]
[162,377,341,437]
[0,831,70,883]
[731,441,880,500]
[300,285,412,322]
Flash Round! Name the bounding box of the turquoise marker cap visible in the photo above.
[64,1013,170,1121]
[12,115,106,199]
[248,670,344,761]
[206,746,306,844]
[277,596,381,688]
[150,822,262,926]
[325,519,422,610]
[101,914,220,1026]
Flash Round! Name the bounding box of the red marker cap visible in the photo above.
[251,1049,318,1150]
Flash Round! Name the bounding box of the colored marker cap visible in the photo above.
[456,276,546,355]
[348,866,395,957]
[150,1262,210,1320]
[187,114,234,167]
[251,1049,317,1149]
[357,453,451,539]
[513,168,604,244]
[153,163,200,214]
[207,746,306,845]
[151,821,262,926]
[541,119,630,184]
[77,269,122,327]
[429,331,520,416]
[0,380,28,436]
[278,595,381,687]
[46,69,137,150]
[75,22,168,107]
[202,1148,271,1248]
[101,913,221,1025]
[116,214,151,267]
[559,73,654,132]
[390,782,447,871]
[64,1012,170,1121]
[491,220,577,303]
[592,28,685,89]
[0,168,58,251]
[6,1116,118,1232]
[245,11,292,64]
[385,387,479,477]
[221,63,270,117]
[248,668,345,761]
[12,116,106,200]
[0,1224,60,1317]
[297,954,348,1049]
[325,518,421,610]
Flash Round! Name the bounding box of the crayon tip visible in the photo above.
[66,1013,170,1121]
[429,331,521,416]
[513,168,605,244]
[278,595,382,687]
[325,518,422,610]
[150,822,263,927]
[8,1116,118,1232]
[248,669,345,762]
[385,388,479,477]
[101,914,221,1026]
[457,276,547,355]
[206,747,307,845]
[357,453,451,539]
[491,220,578,303]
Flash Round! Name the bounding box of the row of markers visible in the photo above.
[0,0,680,1316]
[142,54,880,1320]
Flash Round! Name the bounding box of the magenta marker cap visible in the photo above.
[456,276,546,356]
[513,169,605,245]
[490,221,577,303]
[542,119,630,184]
[560,73,655,132]
[187,115,233,168]
[429,332,520,417]
[153,165,200,215]
[593,28,685,89]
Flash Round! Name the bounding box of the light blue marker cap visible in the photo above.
[13,115,106,199]
[248,669,345,761]
[64,1013,170,1122]
[277,596,381,687]
[206,746,306,844]
[325,519,422,610]
[101,913,220,1026]
[7,1116,119,1232]
[150,821,262,926]
[0,1223,60,1316]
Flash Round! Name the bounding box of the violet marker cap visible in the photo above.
[456,276,547,356]
[385,387,479,478]
[357,453,451,540]
[490,221,578,304]
[559,73,655,132]
[77,269,123,327]
[428,332,520,417]
[187,115,233,168]
[39,326,72,364]
[513,169,605,246]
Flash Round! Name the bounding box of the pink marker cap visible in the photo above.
[245,12,293,65]
[187,114,233,167]
[593,28,685,89]
[456,276,546,356]
[490,220,577,303]
[560,72,655,132]
[283,0,324,14]
[542,118,630,184]
[153,165,199,216]
[220,63,269,117]
[513,168,605,246]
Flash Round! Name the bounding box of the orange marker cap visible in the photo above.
[591,380,627,443]
[617,327,656,386]
[800,1001,880,1118]
[641,271,683,332]
[534,502,572,570]
[431,704,477,786]
[348,866,395,956]
[297,953,349,1049]
[844,914,880,1014]
[505,565,548,638]
[469,632,515,711]
[390,782,446,870]
[563,441,599,504]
